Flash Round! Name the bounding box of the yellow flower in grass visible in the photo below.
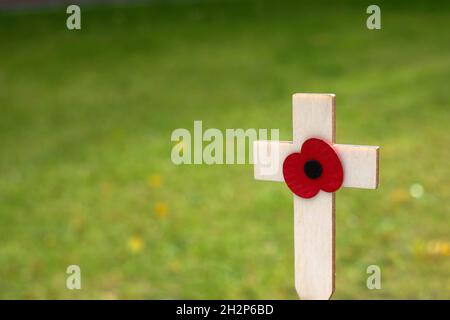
[388,188,409,206]
[415,240,450,257]
[148,174,162,188]
[426,241,450,257]
[154,202,168,218]
[102,291,118,300]
[128,236,144,254]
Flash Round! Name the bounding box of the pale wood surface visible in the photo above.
[334,144,379,189]
[253,93,379,300]
[294,192,335,300]
[291,93,335,300]
[253,141,380,189]
[292,93,335,147]
[253,140,294,181]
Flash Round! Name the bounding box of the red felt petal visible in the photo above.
[318,146,343,192]
[282,138,344,199]
[301,138,343,192]
[282,153,321,199]
[301,138,332,164]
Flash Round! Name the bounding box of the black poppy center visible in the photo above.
[304,160,323,179]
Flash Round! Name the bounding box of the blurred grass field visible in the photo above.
[0,0,449,299]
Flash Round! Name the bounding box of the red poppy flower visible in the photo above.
[282,138,343,199]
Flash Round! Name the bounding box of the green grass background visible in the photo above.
[0,0,449,299]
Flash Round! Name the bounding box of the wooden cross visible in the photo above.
[253,93,379,300]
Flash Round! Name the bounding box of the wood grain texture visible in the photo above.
[292,93,335,148]
[294,192,335,300]
[291,93,336,300]
[253,142,380,190]
[253,140,294,181]
[334,144,380,189]
[253,93,380,300]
